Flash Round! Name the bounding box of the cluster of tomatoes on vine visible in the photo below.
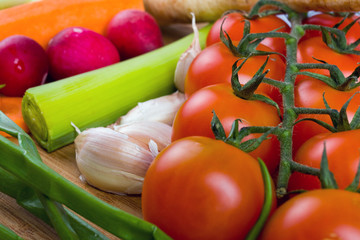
[141,1,360,239]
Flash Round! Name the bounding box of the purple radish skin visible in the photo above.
[0,35,48,97]
[106,9,164,60]
[47,27,120,80]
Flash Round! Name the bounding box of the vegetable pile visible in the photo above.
[3,0,360,239]
[0,0,166,145]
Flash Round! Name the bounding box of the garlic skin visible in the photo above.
[115,91,186,126]
[174,12,201,92]
[74,122,172,195]
[111,121,171,151]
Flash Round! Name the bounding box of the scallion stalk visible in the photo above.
[0,113,111,240]
[0,167,111,240]
[22,24,211,152]
[0,111,171,240]
[0,223,23,240]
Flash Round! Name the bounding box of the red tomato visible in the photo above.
[206,12,290,56]
[172,83,281,174]
[301,13,360,46]
[260,189,360,240]
[185,41,286,107]
[288,129,360,191]
[293,77,360,154]
[296,36,360,83]
[142,136,276,240]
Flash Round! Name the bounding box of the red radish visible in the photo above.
[0,35,48,97]
[47,27,120,80]
[106,9,164,60]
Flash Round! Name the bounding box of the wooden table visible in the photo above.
[0,23,196,240]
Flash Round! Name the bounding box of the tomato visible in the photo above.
[293,77,360,154]
[206,12,290,56]
[260,189,360,240]
[172,83,281,174]
[288,129,360,192]
[301,13,360,46]
[142,136,276,240]
[185,41,286,107]
[296,36,360,83]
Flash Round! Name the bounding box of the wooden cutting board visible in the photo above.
[0,23,196,240]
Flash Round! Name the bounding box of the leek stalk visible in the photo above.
[22,24,211,152]
[0,0,36,9]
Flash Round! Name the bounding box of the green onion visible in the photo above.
[245,158,274,240]
[0,111,112,240]
[0,111,171,240]
[22,24,211,152]
[0,223,23,240]
[0,166,111,240]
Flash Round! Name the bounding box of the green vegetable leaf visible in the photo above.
[0,111,171,240]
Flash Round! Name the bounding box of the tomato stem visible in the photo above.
[293,107,338,117]
[302,23,360,54]
[263,77,287,89]
[294,63,346,87]
[275,11,303,197]
[247,0,297,18]
[272,5,351,197]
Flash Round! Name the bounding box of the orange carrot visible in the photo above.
[0,97,29,137]
[0,0,144,48]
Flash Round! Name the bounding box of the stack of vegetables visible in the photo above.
[2,0,360,239]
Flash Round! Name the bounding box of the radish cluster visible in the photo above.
[0,9,163,97]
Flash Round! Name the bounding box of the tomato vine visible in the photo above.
[214,0,360,198]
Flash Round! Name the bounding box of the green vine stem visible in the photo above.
[240,0,360,198]
[249,0,359,198]
[271,8,303,198]
[214,0,360,198]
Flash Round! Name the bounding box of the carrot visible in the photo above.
[0,0,144,48]
[143,0,360,24]
[0,97,29,137]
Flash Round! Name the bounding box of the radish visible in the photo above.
[106,9,164,60]
[0,35,48,97]
[47,27,120,80]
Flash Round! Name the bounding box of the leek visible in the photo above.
[0,0,36,10]
[22,24,211,152]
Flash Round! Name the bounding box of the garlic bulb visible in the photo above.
[174,12,201,92]
[111,121,171,151]
[74,121,172,195]
[115,91,186,126]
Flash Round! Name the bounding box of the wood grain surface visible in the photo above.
[0,23,195,240]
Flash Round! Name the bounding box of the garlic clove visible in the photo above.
[78,158,145,195]
[75,127,155,195]
[111,121,172,151]
[148,139,159,158]
[115,91,186,126]
[74,121,172,195]
[174,12,201,92]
